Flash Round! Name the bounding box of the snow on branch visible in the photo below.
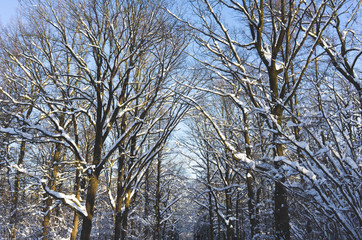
[9,164,88,217]
[41,182,88,218]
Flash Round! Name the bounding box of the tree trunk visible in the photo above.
[42,196,53,240]
[114,115,127,240]
[70,114,81,240]
[114,154,125,240]
[10,107,33,238]
[274,179,289,239]
[42,142,62,240]
[121,189,132,240]
[235,192,240,240]
[246,169,258,238]
[206,153,214,240]
[225,187,234,240]
[10,140,25,239]
[144,168,150,238]
[80,99,103,240]
[154,155,162,240]
[80,171,100,239]
[80,133,102,239]
[273,107,290,240]
[224,162,235,240]
[70,167,81,240]
[243,110,259,238]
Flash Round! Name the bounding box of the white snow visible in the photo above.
[43,185,88,217]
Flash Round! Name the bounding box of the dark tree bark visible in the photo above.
[42,142,62,240]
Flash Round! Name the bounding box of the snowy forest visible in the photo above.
[0,0,360,239]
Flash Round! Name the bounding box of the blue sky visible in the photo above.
[0,0,20,25]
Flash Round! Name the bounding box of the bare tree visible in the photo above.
[0,0,189,239]
[171,0,354,238]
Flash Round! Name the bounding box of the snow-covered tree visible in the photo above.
[0,0,189,239]
[171,0,361,238]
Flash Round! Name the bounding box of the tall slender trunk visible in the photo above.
[114,153,125,240]
[241,205,246,239]
[10,107,32,238]
[71,115,81,240]
[206,152,214,240]
[273,106,290,240]
[121,189,132,240]
[121,107,138,240]
[242,110,259,238]
[80,87,104,239]
[267,39,290,237]
[211,190,222,239]
[144,168,150,238]
[235,192,240,240]
[43,112,64,240]
[80,169,101,239]
[208,191,214,240]
[42,142,62,240]
[80,122,103,239]
[154,154,162,240]
[246,169,257,237]
[115,89,138,240]
[217,207,222,239]
[224,163,235,240]
[10,140,26,239]
[225,186,234,240]
[114,115,128,240]
[70,167,81,240]
[42,196,53,240]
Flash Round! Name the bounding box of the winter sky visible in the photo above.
[0,0,19,25]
